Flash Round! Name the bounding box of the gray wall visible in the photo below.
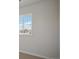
[19,0,59,58]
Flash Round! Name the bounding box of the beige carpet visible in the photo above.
[19,52,45,59]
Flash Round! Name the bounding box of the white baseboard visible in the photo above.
[19,50,48,59]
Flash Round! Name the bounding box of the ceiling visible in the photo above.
[19,0,41,8]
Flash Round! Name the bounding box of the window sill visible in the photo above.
[19,33,32,36]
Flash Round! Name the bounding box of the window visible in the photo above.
[19,14,32,35]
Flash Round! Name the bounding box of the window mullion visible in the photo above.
[23,16,24,32]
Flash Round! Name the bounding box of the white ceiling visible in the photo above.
[19,0,41,8]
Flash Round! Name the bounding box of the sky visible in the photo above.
[19,16,32,29]
[19,16,32,25]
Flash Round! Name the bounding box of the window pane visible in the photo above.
[19,15,32,35]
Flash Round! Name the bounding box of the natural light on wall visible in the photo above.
[19,13,32,35]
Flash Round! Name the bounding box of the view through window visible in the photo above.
[19,14,32,35]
